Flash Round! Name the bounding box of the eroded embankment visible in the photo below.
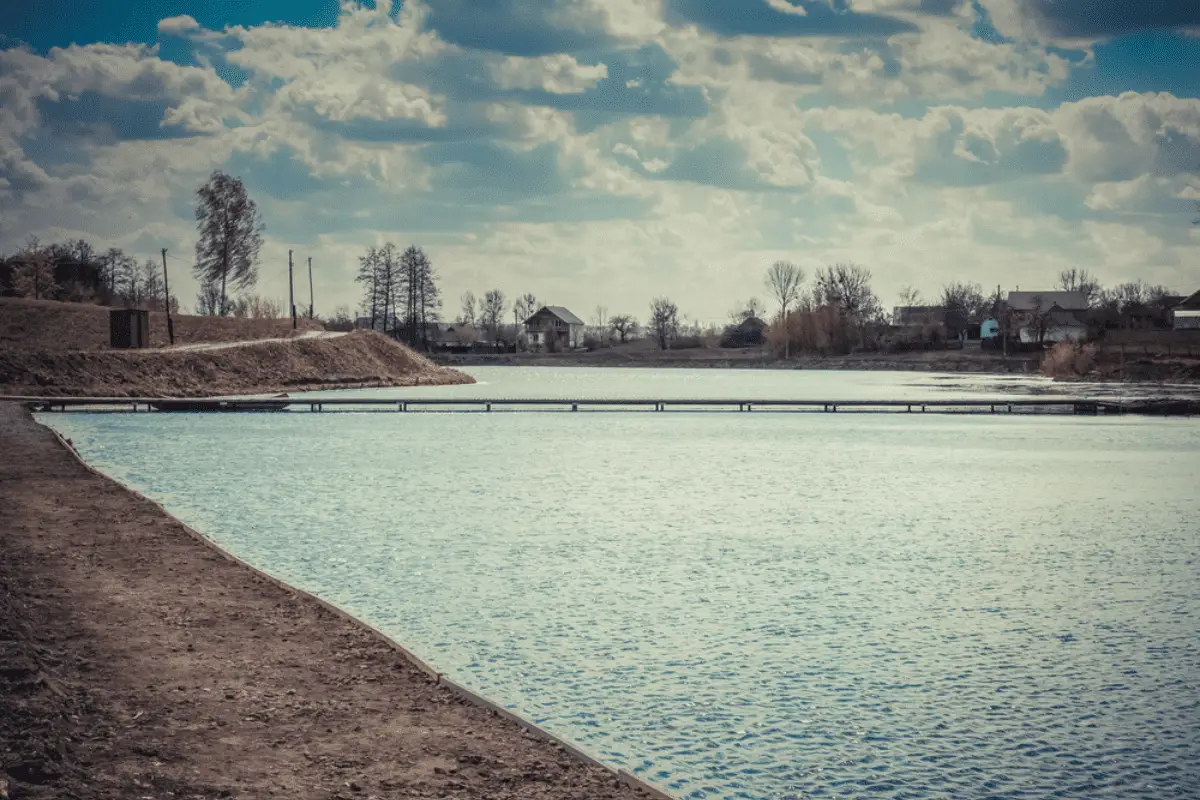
[0,403,648,800]
[0,331,473,396]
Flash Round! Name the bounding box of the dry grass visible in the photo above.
[0,331,473,397]
[0,296,324,352]
[1040,340,1098,378]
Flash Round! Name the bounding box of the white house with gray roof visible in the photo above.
[523,305,585,351]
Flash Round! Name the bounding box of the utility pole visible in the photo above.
[307,256,314,319]
[288,250,297,330]
[999,283,1007,358]
[514,307,520,353]
[161,248,175,344]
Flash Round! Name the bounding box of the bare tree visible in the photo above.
[813,263,882,322]
[1058,268,1102,306]
[514,293,539,323]
[379,242,401,337]
[138,259,165,310]
[897,285,922,307]
[813,263,883,351]
[459,291,477,325]
[730,297,766,323]
[481,289,507,346]
[9,249,58,300]
[356,246,382,330]
[194,170,264,316]
[102,247,134,300]
[195,281,223,315]
[590,305,609,344]
[230,294,282,319]
[610,314,636,343]
[765,261,804,358]
[939,281,986,337]
[649,296,679,350]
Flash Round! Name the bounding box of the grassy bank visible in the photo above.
[0,330,473,396]
[1,296,325,351]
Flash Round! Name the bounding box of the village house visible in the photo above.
[523,305,585,351]
[891,305,945,327]
[1172,290,1200,330]
[1004,290,1090,344]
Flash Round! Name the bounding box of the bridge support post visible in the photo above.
[571,403,577,412]
[487,403,492,412]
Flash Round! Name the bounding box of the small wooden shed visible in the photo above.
[110,308,151,349]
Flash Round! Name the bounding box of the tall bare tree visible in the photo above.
[481,289,507,346]
[1058,268,1102,306]
[356,246,382,330]
[649,296,679,350]
[460,290,477,325]
[765,261,804,359]
[194,171,264,316]
[514,293,539,322]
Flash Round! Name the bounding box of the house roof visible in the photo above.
[525,305,584,326]
[1006,291,1089,312]
[736,316,768,330]
[1174,289,1200,311]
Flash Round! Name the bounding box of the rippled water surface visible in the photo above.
[43,368,1200,799]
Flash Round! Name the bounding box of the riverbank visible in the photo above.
[0,403,655,800]
[434,345,1200,384]
[0,331,473,396]
[436,348,1045,374]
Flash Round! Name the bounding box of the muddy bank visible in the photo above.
[0,331,473,397]
[0,403,651,800]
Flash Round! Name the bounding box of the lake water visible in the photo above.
[42,368,1200,799]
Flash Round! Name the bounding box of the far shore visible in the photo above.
[433,346,1200,385]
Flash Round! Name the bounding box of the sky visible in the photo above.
[2,0,1199,324]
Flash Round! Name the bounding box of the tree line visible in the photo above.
[0,236,180,313]
[355,243,442,348]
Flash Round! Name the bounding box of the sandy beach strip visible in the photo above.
[0,403,654,800]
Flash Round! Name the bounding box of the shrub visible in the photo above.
[1041,340,1097,378]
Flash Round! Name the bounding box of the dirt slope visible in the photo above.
[0,404,644,800]
[0,331,473,396]
[0,297,324,352]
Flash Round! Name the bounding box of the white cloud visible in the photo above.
[490,54,608,94]
[157,15,201,36]
[764,0,808,15]
[4,1,1199,319]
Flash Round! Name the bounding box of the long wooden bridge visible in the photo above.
[5,395,1196,415]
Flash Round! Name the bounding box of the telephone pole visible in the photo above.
[307,256,314,319]
[161,248,175,344]
[288,250,297,329]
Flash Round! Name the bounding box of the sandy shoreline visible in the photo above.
[0,403,656,800]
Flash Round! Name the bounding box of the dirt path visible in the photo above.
[0,404,645,800]
[154,330,348,353]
